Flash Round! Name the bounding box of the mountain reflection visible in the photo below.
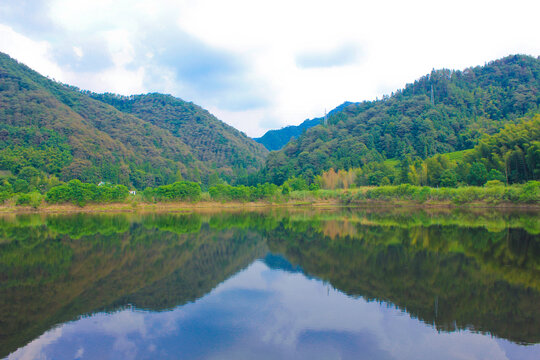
[0,208,539,358]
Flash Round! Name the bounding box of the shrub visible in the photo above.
[46,180,129,206]
[16,192,42,208]
[519,181,540,203]
[150,181,201,202]
[16,193,32,206]
[485,180,504,187]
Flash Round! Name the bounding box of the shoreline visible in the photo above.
[1,199,539,214]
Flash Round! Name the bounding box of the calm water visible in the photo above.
[1,208,539,359]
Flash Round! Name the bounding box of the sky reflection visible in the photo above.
[7,260,539,360]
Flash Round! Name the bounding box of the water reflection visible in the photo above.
[0,209,539,359]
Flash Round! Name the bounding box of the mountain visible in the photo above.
[0,52,267,188]
[258,55,540,184]
[88,92,268,181]
[254,102,354,151]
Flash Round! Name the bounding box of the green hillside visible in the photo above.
[89,92,268,181]
[0,52,267,189]
[258,55,540,184]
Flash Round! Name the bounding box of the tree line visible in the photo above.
[313,115,539,189]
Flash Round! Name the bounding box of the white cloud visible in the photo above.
[0,0,539,136]
[7,327,63,360]
[0,24,64,81]
[72,46,83,58]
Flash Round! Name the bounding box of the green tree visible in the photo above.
[467,162,488,186]
[487,169,505,182]
[13,179,29,193]
[440,169,458,187]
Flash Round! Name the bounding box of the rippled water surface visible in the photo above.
[1,208,539,359]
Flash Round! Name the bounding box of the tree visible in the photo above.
[487,169,505,182]
[467,162,488,186]
[440,169,458,187]
[13,179,29,193]
[17,166,41,187]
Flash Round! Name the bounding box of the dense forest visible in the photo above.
[0,52,267,191]
[88,92,267,181]
[307,115,540,189]
[257,55,540,185]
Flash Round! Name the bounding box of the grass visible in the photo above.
[445,149,474,161]
[345,182,540,205]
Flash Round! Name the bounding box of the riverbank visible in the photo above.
[0,199,339,213]
[4,180,537,213]
[1,197,538,213]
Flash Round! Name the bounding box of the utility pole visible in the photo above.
[431,84,434,105]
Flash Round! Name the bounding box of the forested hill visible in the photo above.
[254,102,354,151]
[0,52,267,188]
[88,93,268,177]
[259,55,540,184]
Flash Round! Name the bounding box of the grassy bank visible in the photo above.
[1,184,539,214]
[3,178,538,213]
[0,199,343,214]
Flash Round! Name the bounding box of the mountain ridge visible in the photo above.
[0,52,267,188]
[257,54,540,184]
[254,102,354,151]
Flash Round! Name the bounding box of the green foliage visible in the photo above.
[467,162,488,186]
[142,181,201,202]
[15,192,42,208]
[485,180,504,187]
[351,182,540,204]
[488,169,505,182]
[466,116,540,184]
[283,176,308,191]
[0,180,12,203]
[439,169,458,187]
[88,92,268,184]
[0,125,73,177]
[519,181,540,203]
[209,182,278,202]
[12,179,29,193]
[45,180,129,206]
[299,115,540,189]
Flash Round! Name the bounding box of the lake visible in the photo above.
[1,207,539,359]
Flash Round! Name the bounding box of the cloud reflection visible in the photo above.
[7,260,540,360]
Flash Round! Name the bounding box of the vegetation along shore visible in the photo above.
[1,179,538,213]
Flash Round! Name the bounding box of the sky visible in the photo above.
[0,0,539,137]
